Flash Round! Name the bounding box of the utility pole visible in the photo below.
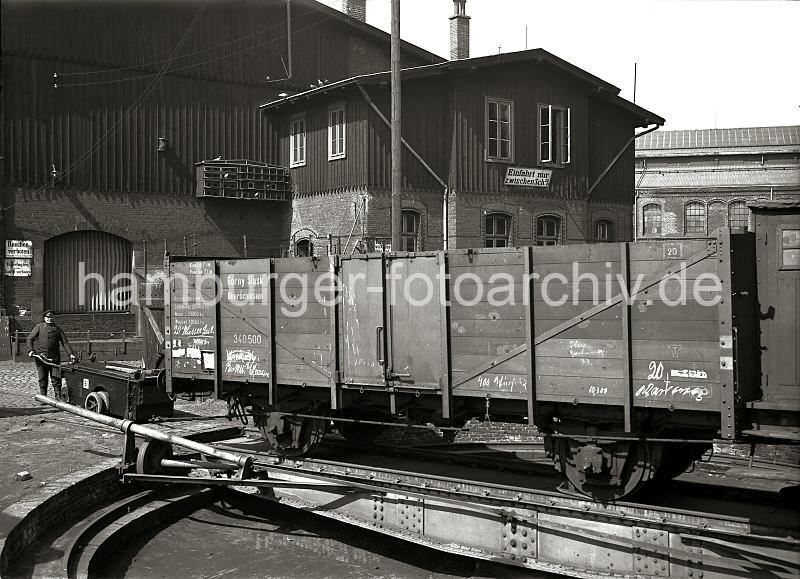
[390,0,401,251]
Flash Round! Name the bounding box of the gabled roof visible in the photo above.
[259,48,663,127]
[636,126,800,156]
[291,0,443,65]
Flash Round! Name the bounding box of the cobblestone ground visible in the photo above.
[0,360,228,541]
[0,361,124,538]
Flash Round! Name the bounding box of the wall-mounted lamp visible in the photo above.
[157,137,168,152]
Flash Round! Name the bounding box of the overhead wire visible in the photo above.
[55,13,335,89]
[53,5,318,78]
[1,0,210,215]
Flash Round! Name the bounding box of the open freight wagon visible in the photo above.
[165,229,762,499]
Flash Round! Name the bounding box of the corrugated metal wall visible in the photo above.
[44,231,132,313]
[1,0,439,194]
[4,1,351,86]
[3,55,272,193]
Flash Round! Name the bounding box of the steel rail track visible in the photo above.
[16,396,796,579]
[126,443,799,578]
[201,441,798,545]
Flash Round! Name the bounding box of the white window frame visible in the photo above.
[536,214,562,246]
[485,213,511,248]
[538,104,571,166]
[643,203,662,235]
[595,219,614,242]
[401,209,421,252]
[328,104,346,161]
[485,97,514,162]
[289,113,306,168]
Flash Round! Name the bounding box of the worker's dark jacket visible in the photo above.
[26,322,74,362]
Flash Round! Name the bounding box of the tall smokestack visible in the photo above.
[449,0,470,60]
[341,0,366,23]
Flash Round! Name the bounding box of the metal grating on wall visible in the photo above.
[44,231,132,313]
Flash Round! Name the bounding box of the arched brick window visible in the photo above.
[728,201,750,230]
[685,202,707,235]
[595,220,615,242]
[485,213,510,247]
[401,210,421,252]
[536,215,561,245]
[295,238,314,257]
[642,204,662,235]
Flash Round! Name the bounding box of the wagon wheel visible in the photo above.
[84,391,109,415]
[558,438,652,501]
[136,440,173,475]
[257,412,326,457]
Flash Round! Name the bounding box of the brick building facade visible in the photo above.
[1,0,441,335]
[634,126,800,240]
[260,49,662,256]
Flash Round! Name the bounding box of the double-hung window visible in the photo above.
[485,213,510,248]
[643,204,662,235]
[684,202,707,235]
[290,114,306,168]
[401,210,420,252]
[595,220,614,242]
[728,201,750,230]
[538,104,570,166]
[536,215,561,246]
[328,104,345,160]
[486,98,513,162]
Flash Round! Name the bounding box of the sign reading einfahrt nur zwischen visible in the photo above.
[504,167,553,187]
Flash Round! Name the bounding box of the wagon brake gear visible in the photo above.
[254,403,326,457]
[226,395,248,426]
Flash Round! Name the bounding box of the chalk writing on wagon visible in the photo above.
[635,360,712,402]
[225,348,269,377]
[477,375,528,392]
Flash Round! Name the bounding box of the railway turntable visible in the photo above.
[31,395,800,578]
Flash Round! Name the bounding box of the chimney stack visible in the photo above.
[341,0,366,23]
[449,0,470,60]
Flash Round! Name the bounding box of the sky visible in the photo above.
[320,0,800,131]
